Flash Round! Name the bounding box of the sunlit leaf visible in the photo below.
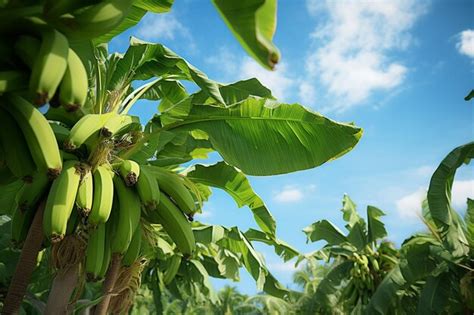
[164,98,362,176]
[188,162,276,235]
[212,0,280,69]
[367,205,387,244]
[245,228,299,261]
[303,220,347,245]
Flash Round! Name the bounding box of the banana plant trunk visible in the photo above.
[94,253,122,315]
[2,200,45,315]
[44,263,80,315]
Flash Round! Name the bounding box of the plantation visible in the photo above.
[0,0,472,314]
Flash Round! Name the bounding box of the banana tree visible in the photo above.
[367,142,474,314]
[300,195,399,314]
[0,0,364,313]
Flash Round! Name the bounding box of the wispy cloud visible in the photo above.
[456,29,474,59]
[206,48,294,101]
[395,187,425,219]
[240,58,294,101]
[273,185,304,203]
[395,179,474,219]
[136,13,195,50]
[304,0,427,112]
[267,261,300,272]
[451,180,474,209]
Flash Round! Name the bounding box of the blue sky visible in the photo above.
[110,0,473,294]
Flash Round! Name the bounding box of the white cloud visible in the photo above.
[240,58,294,100]
[267,261,300,272]
[413,165,435,178]
[196,210,213,218]
[456,29,474,58]
[395,180,474,219]
[206,49,294,101]
[452,180,474,209]
[274,185,304,203]
[137,13,191,42]
[304,0,427,112]
[396,187,426,219]
[205,47,239,78]
[298,81,317,107]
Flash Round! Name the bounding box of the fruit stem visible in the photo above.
[93,253,122,315]
[2,200,45,315]
[44,263,80,315]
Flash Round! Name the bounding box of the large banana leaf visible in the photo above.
[191,78,273,106]
[164,97,362,176]
[346,220,367,250]
[303,220,347,245]
[367,266,407,314]
[312,260,353,311]
[427,142,474,257]
[341,194,363,229]
[193,224,226,245]
[212,0,280,70]
[187,161,276,235]
[244,228,299,261]
[108,38,224,105]
[153,132,213,166]
[222,227,290,298]
[466,198,474,246]
[134,0,174,13]
[367,206,387,244]
[416,273,452,315]
[93,0,174,45]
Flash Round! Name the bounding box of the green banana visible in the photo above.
[369,255,380,272]
[3,95,62,178]
[146,192,195,255]
[14,35,40,69]
[101,114,141,138]
[87,165,113,225]
[29,27,69,105]
[66,209,79,235]
[59,150,79,161]
[59,48,88,112]
[64,113,113,150]
[0,107,36,179]
[43,160,81,242]
[119,159,140,186]
[45,106,83,127]
[111,175,141,254]
[11,208,36,245]
[16,171,50,211]
[85,223,106,279]
[163,255,182,285]
[57,0,134,39]
[50,122,70,146]
[76,168,93,217]
[346,283,359,306]
[122,226,142,266]
[150,167,196,218]
[136,165,160,210]
[98,233,111,279]
[0,71,28,93]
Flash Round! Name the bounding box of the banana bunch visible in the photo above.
[0,18,88,110]
[0,0,138,110]
[0,95,62,179]
[344,252,379,307]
